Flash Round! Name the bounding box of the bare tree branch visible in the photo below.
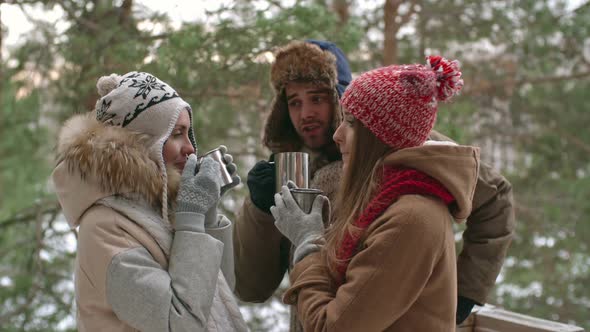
[0,0,3,129]
[55,0,100,32]
[465,71,590,95]
[177,86,261,100]
[572,0,589,14]
[548,125,590,154]
[3,0,38,4]
[0,238,37,258]
[0,284,40,324]
[267,0,284,10]
[0,205,52,324]
[523,93,590,154]
[394,0,419,30]
[140,33,171,41]
[0,201,60,229]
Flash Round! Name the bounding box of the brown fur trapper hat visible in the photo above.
[263,40,352,152]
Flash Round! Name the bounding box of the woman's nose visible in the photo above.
[333,123,343,145]
[184,138,196,155]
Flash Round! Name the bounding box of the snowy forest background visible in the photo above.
[0,0,589,330]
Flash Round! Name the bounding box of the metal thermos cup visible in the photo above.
[273,152,309,193]
[197,148,233,186]
[290,188,324,214]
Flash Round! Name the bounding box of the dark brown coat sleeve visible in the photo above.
[233,198,290,302]
[430,130,515,304]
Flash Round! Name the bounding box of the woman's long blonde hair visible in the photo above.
[323,117,392,278]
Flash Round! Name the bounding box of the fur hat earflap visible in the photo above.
[263,40,352,152]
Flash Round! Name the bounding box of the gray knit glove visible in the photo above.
[270,185,328,264]
[176,155,222,215]
[218,145,241,196]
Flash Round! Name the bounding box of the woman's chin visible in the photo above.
[167,161,185,172]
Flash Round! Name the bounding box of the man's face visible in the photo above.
[285,82,333,150]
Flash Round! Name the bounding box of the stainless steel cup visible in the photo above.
[197,148,233,186]
[290,188,323,214]
[273,152,309,193]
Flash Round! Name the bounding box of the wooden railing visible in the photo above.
[456,305,585,332]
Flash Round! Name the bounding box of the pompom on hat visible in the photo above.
[341,55,463,149]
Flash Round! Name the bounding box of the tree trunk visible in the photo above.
[0,0,6,205]
[383,0,401,65]
[0,0,4,110]
[417,11,426,59]
[0,0,3,62]
[332,0,350,23]
[119,0,133,26]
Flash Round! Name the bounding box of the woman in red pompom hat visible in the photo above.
[270,56,480,331]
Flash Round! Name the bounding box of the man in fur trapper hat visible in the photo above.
[233,40,515,330]
[263,40,349,157]
[233,39,351,332]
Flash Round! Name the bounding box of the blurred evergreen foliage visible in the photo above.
[0,0,588,330]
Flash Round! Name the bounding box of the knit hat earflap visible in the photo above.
[341,55,463,150]
[94,71,196,221]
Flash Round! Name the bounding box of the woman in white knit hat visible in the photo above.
[271,57,480,331]
[52,72,247,331]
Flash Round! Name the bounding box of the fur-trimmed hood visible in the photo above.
[52,112,179,228]
[262,40,352,153]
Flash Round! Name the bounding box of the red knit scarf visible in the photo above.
[335,166,456,284]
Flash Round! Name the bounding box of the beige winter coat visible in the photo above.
[53,113,248,332]
[284,144,479,332]
[233,131,514,331]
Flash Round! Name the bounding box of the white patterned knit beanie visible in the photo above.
[341,55,464,149]
[94,71,196,219]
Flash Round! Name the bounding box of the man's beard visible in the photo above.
[302,128,341,161]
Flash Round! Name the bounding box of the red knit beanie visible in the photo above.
[341,56,463,149]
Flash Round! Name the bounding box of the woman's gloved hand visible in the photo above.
[176,155,222,215]
[270,185,328,264]
[218,145,240,196]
